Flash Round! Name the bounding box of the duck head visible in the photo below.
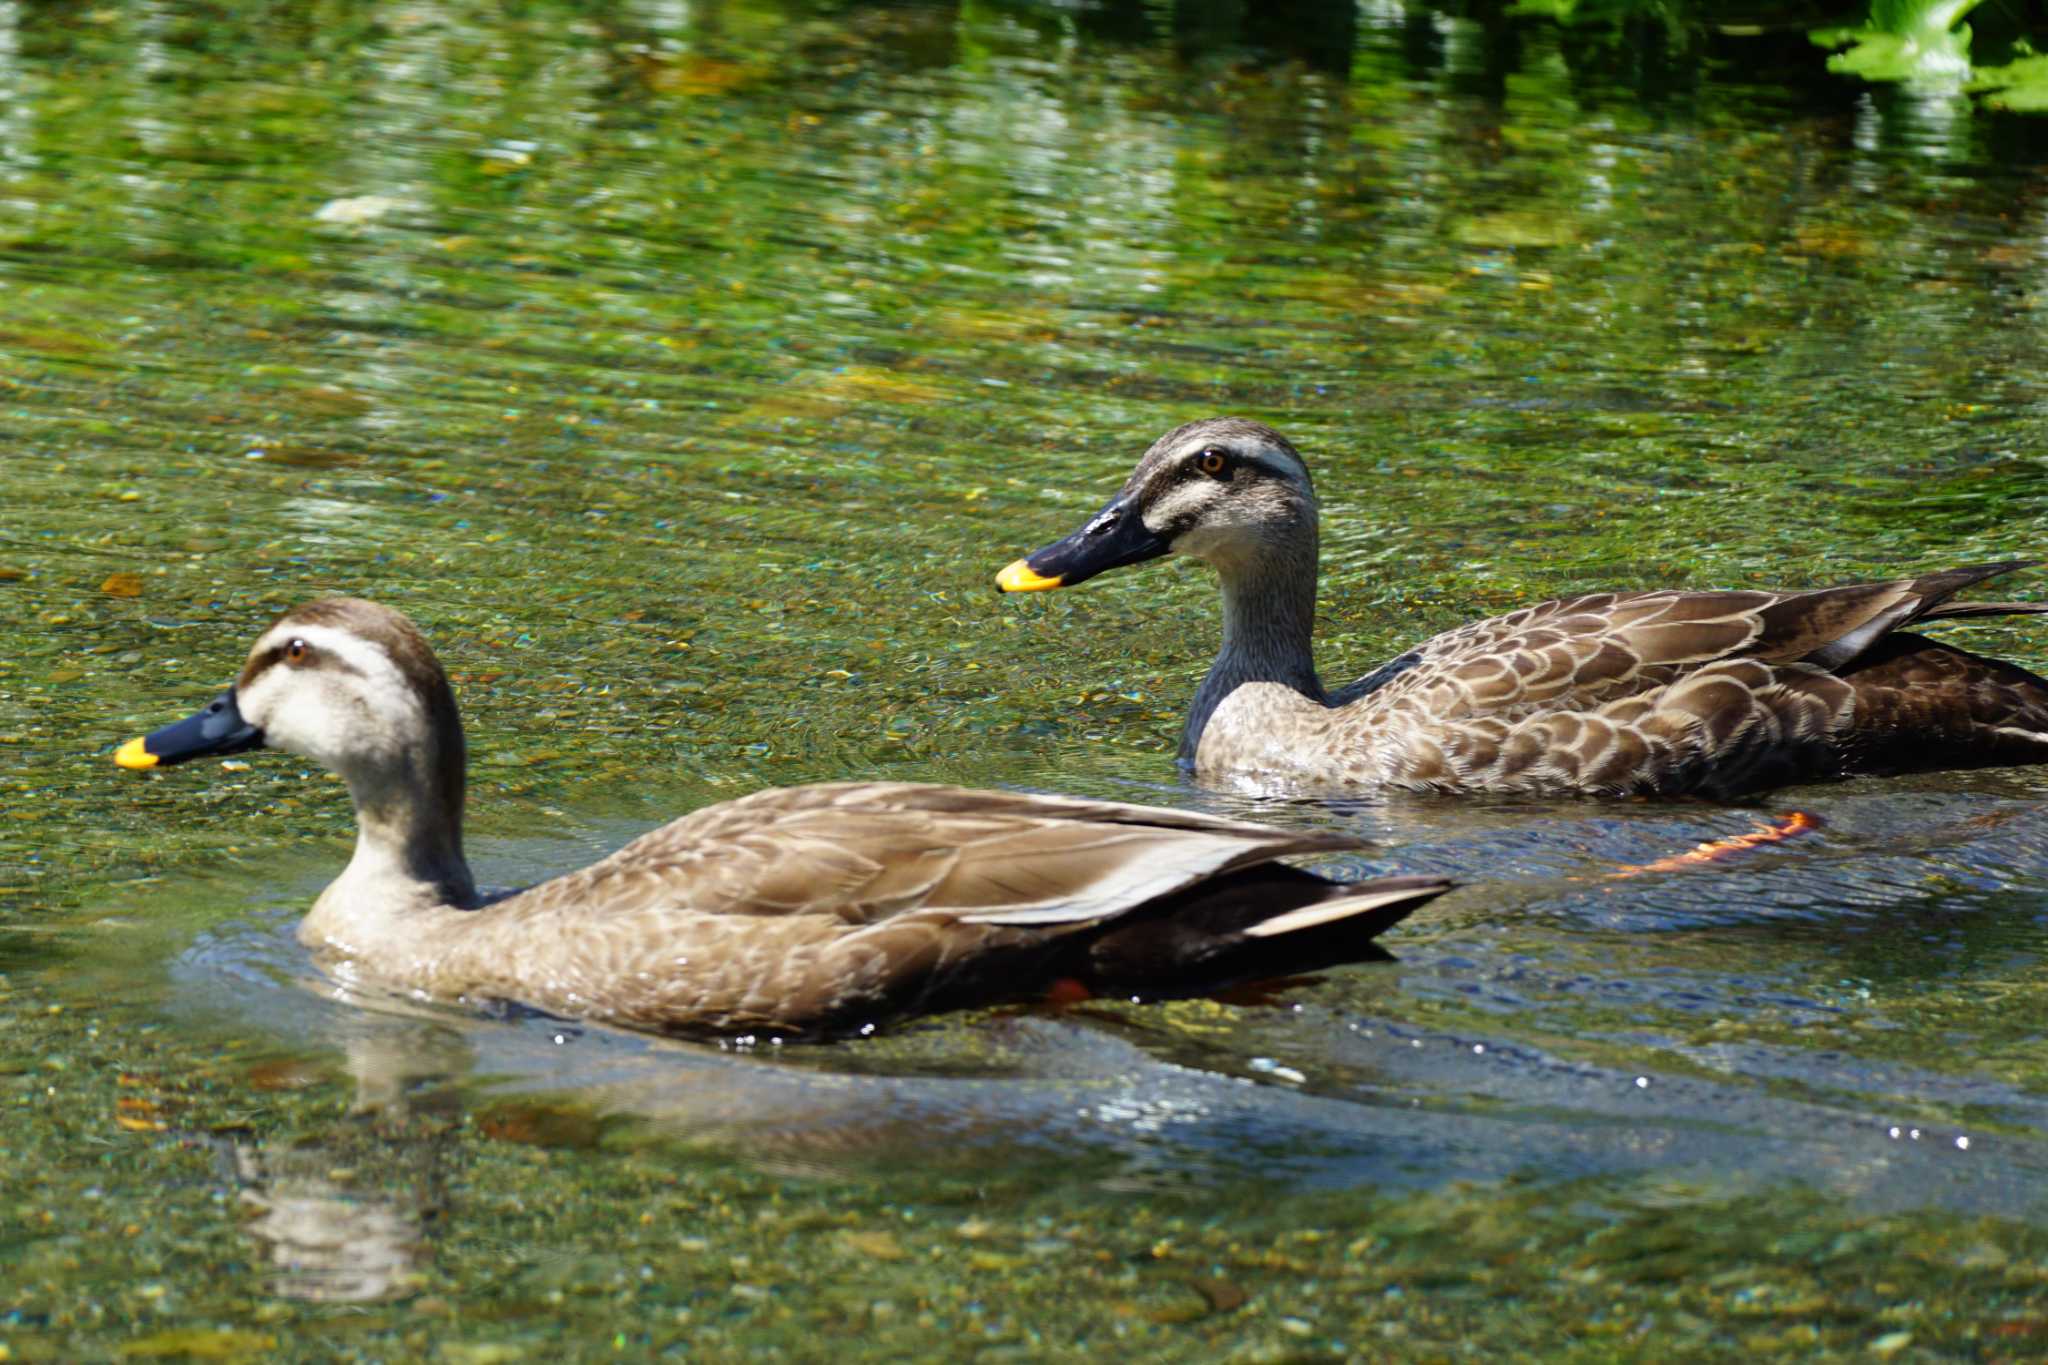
[115,598,466,824]
[996,417,1317,592]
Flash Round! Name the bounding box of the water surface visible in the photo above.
[7,2,2048,1358]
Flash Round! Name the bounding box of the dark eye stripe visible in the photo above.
[239,644,289,687]
[237,640,368,689]
[1174,452,1283,482]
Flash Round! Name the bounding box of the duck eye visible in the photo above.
[285,638,311,664]
[1197,449,1230,479]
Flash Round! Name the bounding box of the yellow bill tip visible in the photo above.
[114,736,158,771]
[996,559,1064,593]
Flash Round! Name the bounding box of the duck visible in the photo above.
[996,417,2048,798]
[112,597,1451,1040]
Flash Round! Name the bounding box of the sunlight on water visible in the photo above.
[6,0,2048,1356]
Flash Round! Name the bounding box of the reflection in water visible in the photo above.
[6,0,2048,1349]
[232,1134,430,1303]
[166,773,2048,1225]
[224,1033,469,1303]
[181,976,2048,1220]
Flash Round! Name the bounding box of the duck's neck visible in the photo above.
[302,764,478,956]
[1181,537,1325,763]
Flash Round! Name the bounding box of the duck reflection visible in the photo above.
[223,1030,469,1304]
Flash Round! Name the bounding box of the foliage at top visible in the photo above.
[1512,0,2048,112]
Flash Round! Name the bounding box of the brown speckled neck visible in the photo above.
[1181,531,1326,765]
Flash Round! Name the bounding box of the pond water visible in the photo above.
[6,0,2048,1358]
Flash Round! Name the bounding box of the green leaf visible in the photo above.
[1971,53,2048,110]
[1810,0,1983,85]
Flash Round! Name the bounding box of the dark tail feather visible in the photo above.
[1839,632,2048,774]
[1081,870,1454,999]
[1917,600,2048,623]
[1908,561,2040,622]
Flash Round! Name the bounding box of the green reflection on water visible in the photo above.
[6,0,2048,1357]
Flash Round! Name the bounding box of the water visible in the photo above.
[7,1,2048,1358]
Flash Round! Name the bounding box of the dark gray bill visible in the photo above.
[115,689,264,770]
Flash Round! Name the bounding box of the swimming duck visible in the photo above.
[113,597,1450,1039]
[997,417,2048,798]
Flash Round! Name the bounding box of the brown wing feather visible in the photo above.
[1353,563,2041,727]
[1354,590,1759,725]
[398,783,1419,1037]
[550,782,1362,925]
[1282,563,2048,797]
[1753,561,2041,668]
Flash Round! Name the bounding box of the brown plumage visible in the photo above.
[997,418,2048,798]
[112,598,1451,1039]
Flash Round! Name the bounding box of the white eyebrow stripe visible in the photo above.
[1142,481,1211,532]
[249,622,408,696]
[1237,454,1300,480]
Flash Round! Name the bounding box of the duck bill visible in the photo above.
[996,498,1169,592]
[114,689,264,770]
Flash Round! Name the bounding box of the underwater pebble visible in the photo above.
[315,194,405,225]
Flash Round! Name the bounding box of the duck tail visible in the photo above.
[1237,875,1448,940]
[1080,870,1453,999]
[1911,560,2047,625]
[1918,601,2048,620]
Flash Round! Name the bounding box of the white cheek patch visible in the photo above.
[1142,482,1215,536]
[240,623,427,771]
[241,667,358,767]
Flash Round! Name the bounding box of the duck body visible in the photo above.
[999,418,2048,799]
[116,598,1449,1040]
[301,778,1439,1038]
[1190,576,2048,798]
